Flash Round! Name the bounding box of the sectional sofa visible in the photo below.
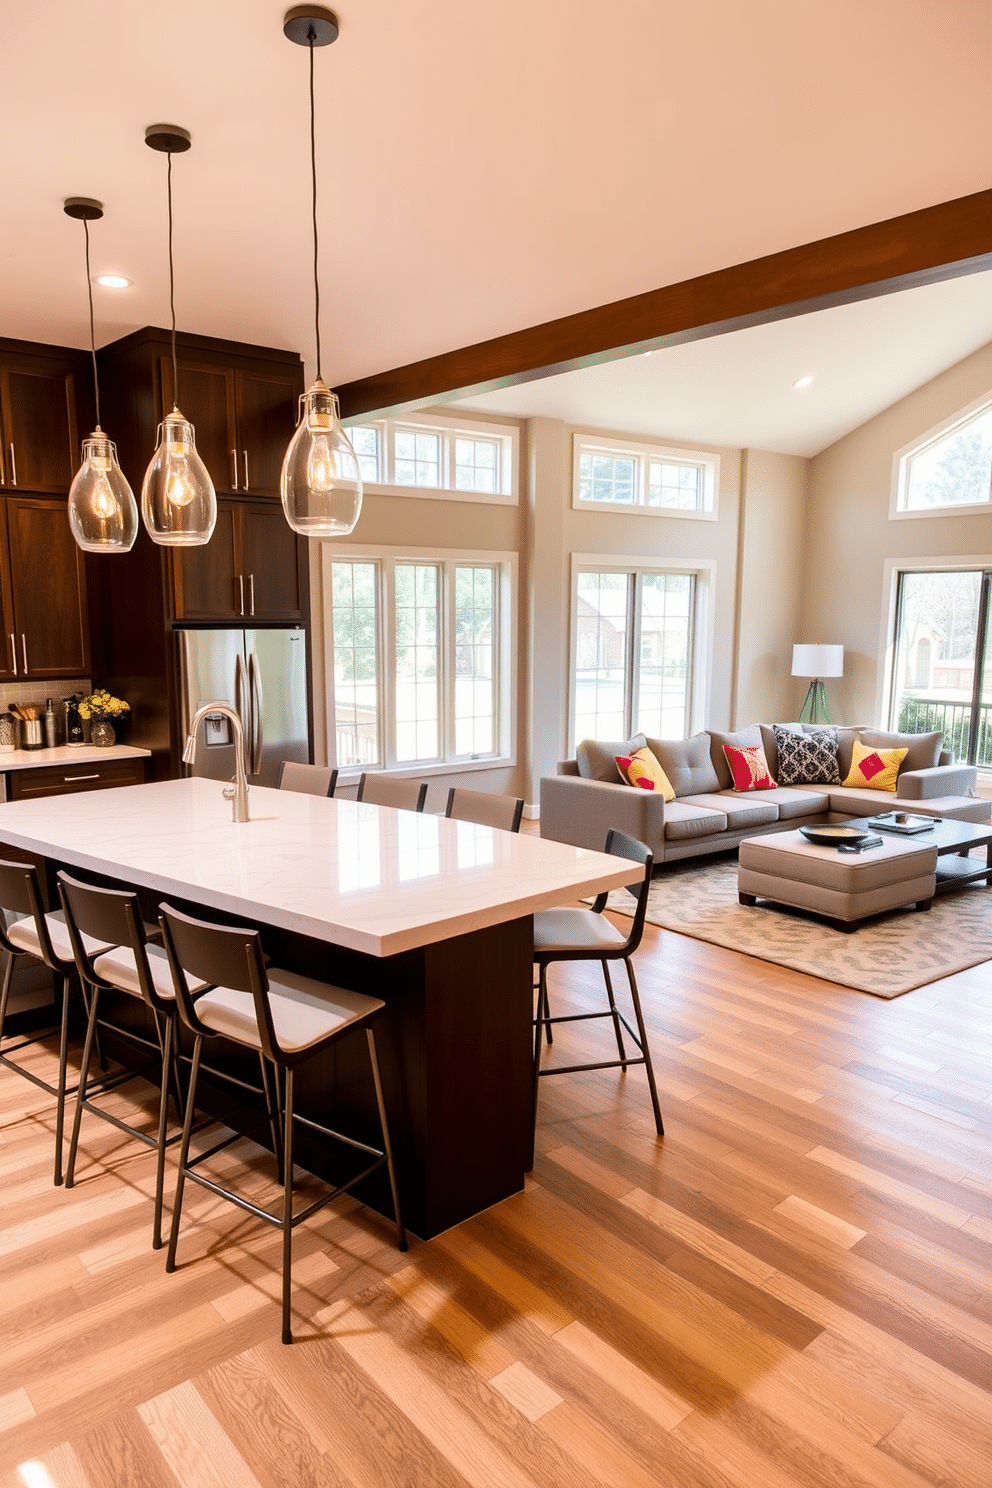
[539,723,990,864]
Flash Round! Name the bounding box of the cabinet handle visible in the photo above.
[230,449,239,491]
[243,449,249,489]
[248,573,255,616]
[64,773,100,782]
[9,633,16,676]
[21,635,27,674]
[237,574,245,616]
[8,444,16,487]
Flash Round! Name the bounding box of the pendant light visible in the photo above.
[63,198,138,553]
[281,7,362,537]
[141,125,216,547]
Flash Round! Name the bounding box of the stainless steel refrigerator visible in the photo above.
[177,627,309,787]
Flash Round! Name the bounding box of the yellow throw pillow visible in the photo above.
[842,738,908,792]
[615,746,676,801]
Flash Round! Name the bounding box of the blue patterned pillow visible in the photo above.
[773,725,841,785]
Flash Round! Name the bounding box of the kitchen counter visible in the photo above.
[0,743,151,771]
[0,775,638,1235]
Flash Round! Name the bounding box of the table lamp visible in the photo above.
[792,644,844,724]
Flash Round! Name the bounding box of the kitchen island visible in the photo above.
[0,776,639,1237]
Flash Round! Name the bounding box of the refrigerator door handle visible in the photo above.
[235,651,249,754]
[178,631,193,772]
[248,651,263,776]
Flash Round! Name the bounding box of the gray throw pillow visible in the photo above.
[858,728,942,774]
[707,725,762,791]
[774,724,841,785]
[576,734,647,782]
[648,732,721,797]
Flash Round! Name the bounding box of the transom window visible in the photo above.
[342,415,517,504]
[324,548,512,772]
[572,567,696,748]
[895,396,992,514]
[573,434,717,518]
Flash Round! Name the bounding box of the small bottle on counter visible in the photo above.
[64,695,84,747]
[44,697,57,749]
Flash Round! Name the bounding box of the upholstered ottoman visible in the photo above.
[738,829,938,930]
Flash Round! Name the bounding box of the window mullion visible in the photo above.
[442,561,454,761]
[628,572,642,737]
[382,560,397,768]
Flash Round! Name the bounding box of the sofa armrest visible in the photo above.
[897,763,977,800]
[539,775,668,854]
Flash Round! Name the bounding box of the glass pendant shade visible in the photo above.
[280,380,363,536]
[67,429,139,552]
[141,408,217,546]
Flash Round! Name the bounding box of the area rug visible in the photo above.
[602,854,992,998]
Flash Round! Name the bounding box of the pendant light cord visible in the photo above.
[309,30,322,384]
[82,219,101,429]
[167,150,179,407]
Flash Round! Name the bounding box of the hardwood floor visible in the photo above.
[1,887,990,1486]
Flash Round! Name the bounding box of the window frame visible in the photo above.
[572,432,719,520]
[568,553,713,752]
[890,389,992,521]
[321,542,517,780]
[342,412,519,505]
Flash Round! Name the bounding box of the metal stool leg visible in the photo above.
[624,958,664,1136]
[259,1054,284,1184]
[166,1034,203,1274]
[152,1011,175,1250]
[367,1028,406,1252]
[281,1068,295,1345]
[53,973,73,1185]
[602,960,628,1070]
[65,984,102,1189]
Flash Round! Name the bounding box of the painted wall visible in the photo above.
[804,341,992,726]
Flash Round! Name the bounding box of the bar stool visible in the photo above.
[57,871,214,1248]
[0,857,113,1185]
[277,762,338,797]
[532,829,664,1156]
[159,901,407,1344]
[445,786,524,832]
[356,773,427,812]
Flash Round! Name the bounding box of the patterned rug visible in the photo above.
[603,853,992,998]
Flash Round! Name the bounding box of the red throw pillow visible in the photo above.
[722,742,776,792]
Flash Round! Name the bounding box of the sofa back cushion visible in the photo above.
[576,734,646,782]
[707,725,763,790]
[648,732,721,797]
[858,728,942,774]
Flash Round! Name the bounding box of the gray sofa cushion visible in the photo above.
[706,725,765,790]
[759,786,830,819]
[774,725,841,785]
[576,734,646,782]
[663,801,728,840]
[681,793,779,829]
[648,732,721,797]
[858,728,942,774]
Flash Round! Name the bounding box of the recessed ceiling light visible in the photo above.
[792,375,813,389]
[94,273,131,289]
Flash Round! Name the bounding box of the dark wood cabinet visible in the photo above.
[171,497,303,622]
[0,497,90,678]
[0,349,83,493]
[7,755,147,801]
[162,355,298,499]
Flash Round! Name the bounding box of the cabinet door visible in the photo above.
[170,500,242,621]
[235,370,299,498]
[0,364,78,492]
[160,357,237,494]
[238,503,303,621]
[5,498,90,676]
[0,507,16,681]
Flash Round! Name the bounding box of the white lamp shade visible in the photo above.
[792,644,844,678]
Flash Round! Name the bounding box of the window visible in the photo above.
[342,414,518,503]
[324,547,513,773]
[888,568,992,769]
[572,567,695,748]
[894,396,992,515]
[573,434,717,517]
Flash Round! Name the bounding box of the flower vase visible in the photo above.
[90,719,116,748]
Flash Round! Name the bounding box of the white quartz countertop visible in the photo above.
[0,776,639,957]
[0,744,151,771]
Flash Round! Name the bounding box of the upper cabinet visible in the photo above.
[160,352,300,499]
[0,342,90,493]
[0,496,90,679]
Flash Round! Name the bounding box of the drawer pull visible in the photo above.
[231,448,239,490]
[63,773,100,782]
[9,633,16,676]
[243,449,249,489]
[9,443,17,486]
[21,634,27,674]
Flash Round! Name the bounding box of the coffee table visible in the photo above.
[844,815,992,894]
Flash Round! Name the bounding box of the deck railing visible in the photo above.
[897,697,992,767]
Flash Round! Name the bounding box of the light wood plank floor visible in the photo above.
[1,876,990,1487]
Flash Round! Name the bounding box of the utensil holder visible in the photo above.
[22,719,44,750]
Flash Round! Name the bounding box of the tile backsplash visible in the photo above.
[1,678,92,747]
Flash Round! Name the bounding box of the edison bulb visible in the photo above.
[280,380,362,537]
[141,408,217,546]
[67,430,138,553]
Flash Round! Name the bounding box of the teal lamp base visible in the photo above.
[798,680,831,725]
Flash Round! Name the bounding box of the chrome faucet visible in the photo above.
[183,703,250,823]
